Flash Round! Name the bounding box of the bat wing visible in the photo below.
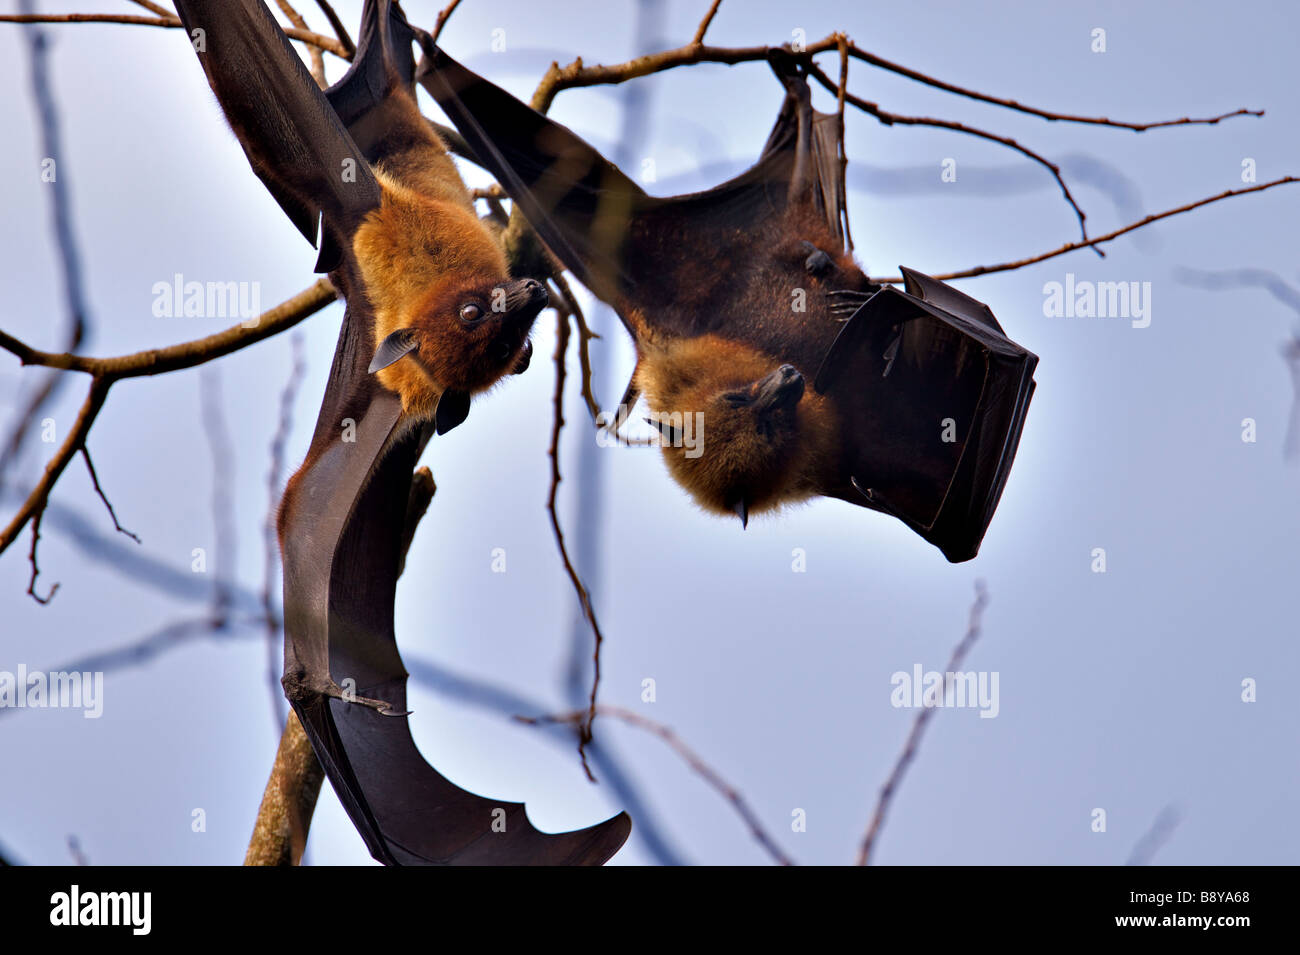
[323,0,418,156]
[815,269,1037,562]
[415,45,846,332]
[178,0,630,864]
[173,0,382,272]
[282,306,631,865]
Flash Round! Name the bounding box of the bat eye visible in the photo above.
[458,302,484,324]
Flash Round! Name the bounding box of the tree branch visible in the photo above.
[856,581,988,865]
[518,703,795,865]
[873,177,1300,284]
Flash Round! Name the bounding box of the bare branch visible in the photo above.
[845,41,1263,132]
[548,274,601,424]
[546,310,608,781]
[430,0,463,44]
[807,62,1097,251]
[261,333,306,730]
[1,3,90,492]
[873,177,1300,284]
[26,501,58,604]
[0,279,336,378]
[80,447,140,543]
[0,13,178,27]
[835,34,854,251]
[857,580,989,865]
[518,703,795,865]
[313,0,354,58]
[1125,804,1182,866]
[691,0,723,46]
[0,378,108,560]
[199,367,237,626]
[65,835,89,866]
[245,711,325,866]
[127,1,173,16]
[0,13,352,59]
[275,0,326,86]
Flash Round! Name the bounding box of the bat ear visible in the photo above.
[369,328,419,373]
[733,497,750,529]
[434,389,471,434]
[509,339,533,375]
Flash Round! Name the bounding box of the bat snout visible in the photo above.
[496,277,548,321]
[755,364,805,412]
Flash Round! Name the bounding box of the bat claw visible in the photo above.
[326,681,407,716]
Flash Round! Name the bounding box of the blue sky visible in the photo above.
[0,0,1296,865]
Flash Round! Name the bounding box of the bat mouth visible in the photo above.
[492,279,545,373]
[755,364,805,412]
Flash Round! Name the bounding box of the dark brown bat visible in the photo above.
[173,0,629,864]
[417,45,1038,562]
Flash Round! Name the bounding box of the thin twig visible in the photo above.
[856,581,989,865]
[0,377,109,560]
[690,0,722,46]
[1125,804,1182,866]
[199,368,236,627]
[127,0,173,16]
[546,310,606,781]
[261,333,306,732]
[0,281,336,561]
[313,0,354,58]
[807,62,1097,251]
[872,177,1300,284]
[65,835,88,866]
[845,42,1262,132]
[518,703,795,865]
[275,0,325,87]
[1,4,89,492]
[80,447,140,543]
[835,33,854,251]
[0,13,352,58]
[430,0,462,44]
[26,501,58,604]
[548,274,601,424]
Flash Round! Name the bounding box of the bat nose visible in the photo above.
[498,277,549,318]
[756,364,805,411]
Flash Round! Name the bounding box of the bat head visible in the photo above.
[356,173,547,420]
[637,335,839,524]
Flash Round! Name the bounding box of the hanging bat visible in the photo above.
[173,0,630,864]
[417,45,1038,562]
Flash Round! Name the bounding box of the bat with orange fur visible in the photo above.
[173,0,629,864]
[419,45,1038,562]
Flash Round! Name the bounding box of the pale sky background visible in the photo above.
[1,0,1296,866]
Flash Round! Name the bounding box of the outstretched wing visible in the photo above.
[416,45,848,331]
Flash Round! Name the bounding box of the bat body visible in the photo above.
[419,48,1038,562]
[174,0,629,864]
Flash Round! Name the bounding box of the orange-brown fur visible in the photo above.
[351,93,524,420]
[635,333,840,518]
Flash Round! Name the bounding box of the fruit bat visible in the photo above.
[173,0,629,864]
[417,45,1039,562]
